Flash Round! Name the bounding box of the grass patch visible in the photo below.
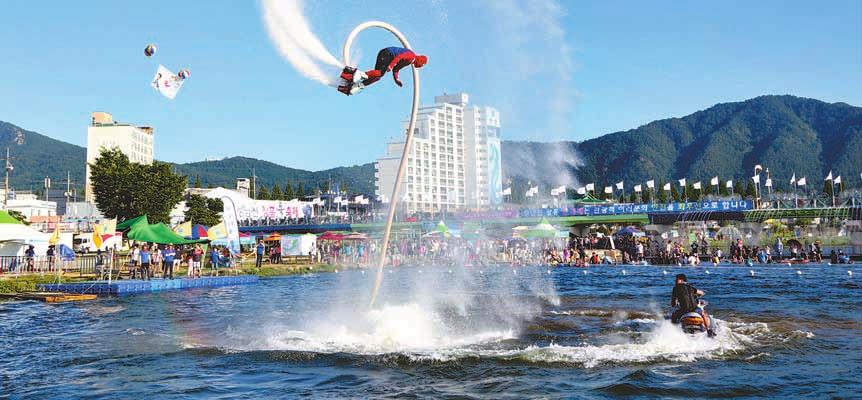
[0,275,78,294]
[239,263,342,277]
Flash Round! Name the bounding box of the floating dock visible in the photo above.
[38,275,259,296]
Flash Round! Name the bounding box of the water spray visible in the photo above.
[340,21,421,309]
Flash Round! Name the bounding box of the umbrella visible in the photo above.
[265,233,282,242]
[319,231,347,241]
[185,224,209,240]
[615,226,645,237]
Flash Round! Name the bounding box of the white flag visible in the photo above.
[151,64,185,100]
[577,187,586,195]
[693,182,702,190]
[790,173,796,185]
[710,176,719,186]
[525,189,533,197]
[354,195,364,202]
[646,180,655,189]
[678,178,686,187]
[825,171,833,181]
[530,186,539,195]
[634,184,642,193]
[334,196,342,203]
[615,181,624,190]
[502,187,512,196]
[797,177,807,186]
[604,186,612,194]
[585,183,595,191]
[754,164,763,174]
[834,176,841,185]
[663,183,671,191]
[765,178,772,187]
[752,175,760,184]
[726,180,733,188]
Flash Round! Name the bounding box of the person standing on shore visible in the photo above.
[255,241,265,269]
[151,245,162,278]
[162,245,175,279]
[139,245,151,281]
[192,244,203,278]
[130,244,140,279]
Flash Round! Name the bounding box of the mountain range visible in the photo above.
[2,95,859,200]
[502,95,862,191]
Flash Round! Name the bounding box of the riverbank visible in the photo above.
[0,262,345,294]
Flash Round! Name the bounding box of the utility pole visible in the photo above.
[43,176,51,201]
[251,167,257,200]
[3,148,12,208]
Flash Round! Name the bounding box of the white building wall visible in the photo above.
[84,112,154,202]
[374,92,500,214]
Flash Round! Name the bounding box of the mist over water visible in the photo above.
[503,141,584,189]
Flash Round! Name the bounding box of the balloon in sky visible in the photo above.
[144,43,157,57]
[178,69,190,80]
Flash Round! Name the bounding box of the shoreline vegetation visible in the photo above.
[0,261,343,294]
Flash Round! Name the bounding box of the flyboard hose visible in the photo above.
[342,21,420,308]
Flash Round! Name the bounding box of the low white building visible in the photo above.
[2,191,57,219]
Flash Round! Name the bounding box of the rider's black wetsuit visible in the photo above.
[670,283,699,323]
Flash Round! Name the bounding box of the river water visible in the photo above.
[1,264,860,399]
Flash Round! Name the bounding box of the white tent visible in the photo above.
[0,217,51,257]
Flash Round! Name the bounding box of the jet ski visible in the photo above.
[678,299,716,337]
[337,66,368,96]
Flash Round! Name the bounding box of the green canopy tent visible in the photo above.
[521,217,560,238]
[574,193,609,204]
[124,215,207,245]
[117,215,149,231]
[423,220,459,239]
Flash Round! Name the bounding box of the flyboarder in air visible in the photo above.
[338,46,428,95]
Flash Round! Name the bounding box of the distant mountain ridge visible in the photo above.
[3,95,859,200]
[0,122,375,196]
[503,95,862,191]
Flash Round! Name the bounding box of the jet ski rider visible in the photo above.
[671,273,714,335]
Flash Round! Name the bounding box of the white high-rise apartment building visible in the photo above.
[375,93,502,213]
[84,112,154,202]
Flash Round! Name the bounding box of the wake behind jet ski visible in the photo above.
[669,273,716,337]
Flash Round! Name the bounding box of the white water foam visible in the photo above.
[235,302,516,359]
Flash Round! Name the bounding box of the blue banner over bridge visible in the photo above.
[519,200,754,218]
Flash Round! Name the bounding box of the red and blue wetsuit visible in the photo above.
[362,47,417,87]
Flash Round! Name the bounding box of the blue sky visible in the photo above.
[0,0,860,171]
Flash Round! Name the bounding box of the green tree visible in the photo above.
[719,180,730,196]
[257,185,270,200]
[733,181,744,198]
[271,183,283,200]
[89,148,186,223]
[744,180,757,199]
[670,184,681,202]
[641,187,652,203]
[7,210,29,225]
[284,181,294,200]
[194,175,202,188]
[296,182,305,198]
[823,180,834,198]
[628,191,638,203]
[184,194,220,226]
